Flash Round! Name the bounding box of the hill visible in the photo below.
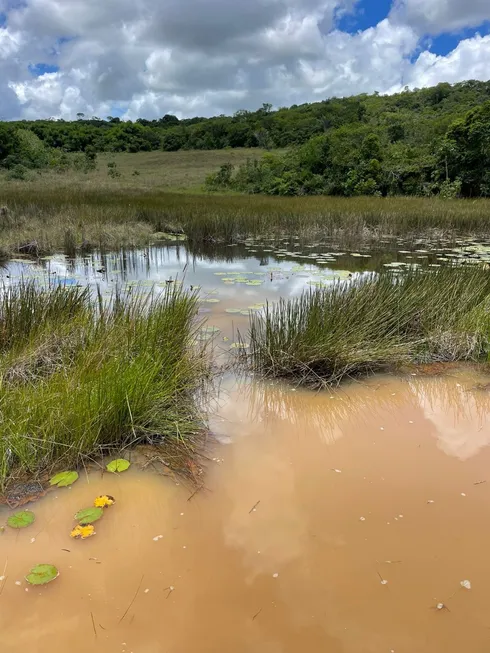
[2,79,490,196]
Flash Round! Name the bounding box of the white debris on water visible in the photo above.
[460,579,471,590]
[152,535,163,541]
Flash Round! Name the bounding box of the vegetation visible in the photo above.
[249,268,490,387]
[206,96,490,197]
[3,182,490,258]
[0,282,207,489]
[4,80,490,196]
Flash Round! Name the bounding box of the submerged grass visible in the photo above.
[0,281,208,489]
[249,267,490,387]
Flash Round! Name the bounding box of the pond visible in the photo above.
[1,240,490,653]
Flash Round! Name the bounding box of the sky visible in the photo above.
[1,0,490,121]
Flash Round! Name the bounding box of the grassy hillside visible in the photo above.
[0,149,267,192]
[2,79,490,197]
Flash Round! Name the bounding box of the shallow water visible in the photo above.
[3,243,490,652]
[2,371,490,652]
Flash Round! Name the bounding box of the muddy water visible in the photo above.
[3,371,490,652]
[3,244,490,651]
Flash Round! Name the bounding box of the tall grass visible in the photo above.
[3,185,490,257]
[249,267,490,386]
[0,282,207,489]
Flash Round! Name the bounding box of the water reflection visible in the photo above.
[232,371,490,460]
[411,378,490,459]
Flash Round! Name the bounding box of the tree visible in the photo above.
[0,124,18,162]
[443,100,490,196]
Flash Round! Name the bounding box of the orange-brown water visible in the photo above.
[2,371,490,652]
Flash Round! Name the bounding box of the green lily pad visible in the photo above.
[25,564,59,586]
[49,471,79,487]
[106,458,131,473]
[202,298,220,304]
[7,510,35,529]
[74,507,104,524]
[225,308,241,314]
[230,342,249,349]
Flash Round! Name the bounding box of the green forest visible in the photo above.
[2,79,490,197]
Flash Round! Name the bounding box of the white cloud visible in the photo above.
[392,0,490,34]
[0,0,489,121]
[404,33,490,89]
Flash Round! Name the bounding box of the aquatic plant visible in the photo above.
[249,267,490,386]
[0,282,207,489]
[3,185,490,258]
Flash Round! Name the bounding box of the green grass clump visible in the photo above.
[249,267,490,386]
[0,282,207,489]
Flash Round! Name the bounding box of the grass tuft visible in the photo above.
[249,267,490,387]
[0,282,208,489]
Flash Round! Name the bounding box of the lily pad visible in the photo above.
[74,507,104,524]
[49,471,79,487]
[25,564,59,586]
[7,510,35,529]
[106,458,130,473]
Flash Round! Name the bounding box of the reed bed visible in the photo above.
[249,267,490,387]
[2,186,490,258]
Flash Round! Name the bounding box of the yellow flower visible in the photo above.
[94,495,115,508]
[70,524,95,539]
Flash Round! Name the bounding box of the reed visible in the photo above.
[249,267,490,386]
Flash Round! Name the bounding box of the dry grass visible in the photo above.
[1,148,268,193]
[2,149,490,257]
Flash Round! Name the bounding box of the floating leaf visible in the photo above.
[460,579,472,590]
[94,495,115,508]
[106,459,130,473]
[225,308,241,314]
[230,342,249,349]
[25,564,59,585]
[49,471,79,487]
[74,507,103,524]
[7,510,35,529]
[70,524,96,539]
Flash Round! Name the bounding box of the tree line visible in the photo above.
[1,79,490,196]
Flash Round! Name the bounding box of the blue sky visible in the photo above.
[1,0,490,120]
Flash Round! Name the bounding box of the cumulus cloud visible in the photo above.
[405,33,490,88]
[392,0,490,35]
[0,0,489,120]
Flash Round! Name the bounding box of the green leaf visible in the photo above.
[25,564,59,585]
[74,507,104,524]
[49,471,79,487]
[106,459,131,473]
[7,510,35,529]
